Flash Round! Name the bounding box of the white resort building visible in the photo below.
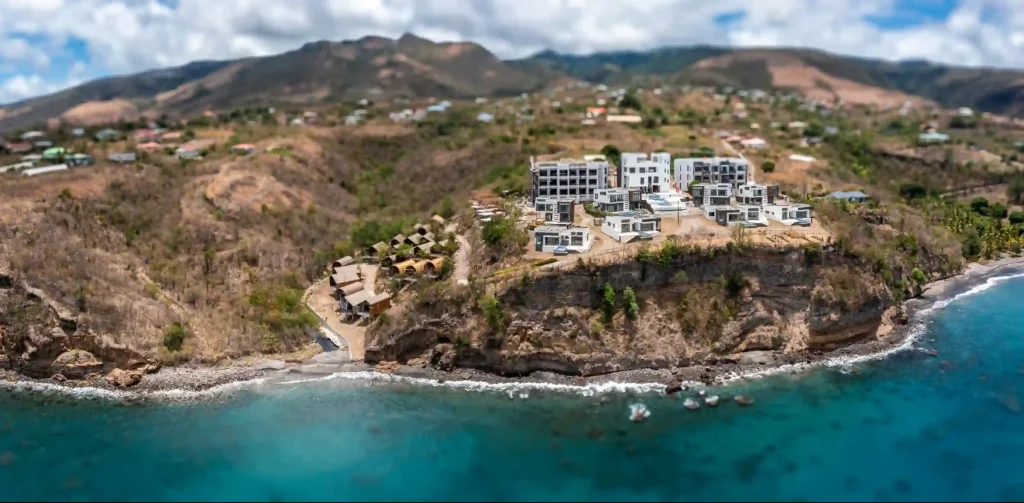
[674,157,751,189]
[533,225,593,255]
[619,152,671,194]
[530,156,610,203]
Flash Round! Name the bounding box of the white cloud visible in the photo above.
[0,74,57,103]
[5,0,1024,104]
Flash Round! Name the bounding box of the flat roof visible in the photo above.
[535,225,571,234]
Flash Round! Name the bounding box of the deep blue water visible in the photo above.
[3,277,1024,502]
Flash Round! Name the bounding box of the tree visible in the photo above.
[437,196,456,219]
[990,203,1009,220]
[911,268,927,284]
[623,287,639,320]
[601,283,616,322]
[1009,212,1024,225]
[163,323,187,352]
[970,197,991,216]
[1007,174,1024,204]
[761,161,776,173]
[619,93,642,111]
[600,144,621,167]
[479,295,504,333]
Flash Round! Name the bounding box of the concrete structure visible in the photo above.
[674,157,750,188]
[601,211,662,243]
[231,144,256,155]
[643,192,690,216]
[606,114,642,123]
[67,153,94,166]
[534,196,575,224]
[619,152,671,194]
[918,132,950,144]
[529,156,610,203]
[593,188,642,213]
[533,225,592,254]
[94,129,120,141]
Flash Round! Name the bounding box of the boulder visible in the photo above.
[705,395,720,407]
[459,371,472,380]
[0,354,9,370]
[52,350,104,379]
[531,371,560,382]
[51,373,66,383]
[684,398,700,410]
[664,378,683,395]
[734,395,755,407]
[105,369,143,389]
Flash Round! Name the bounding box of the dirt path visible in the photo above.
[304,279,355,361]
[454,234,471,285]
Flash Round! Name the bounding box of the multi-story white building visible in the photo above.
[619,152,671,193]
[530,156,610,203]
[533,197,576,224]
[674,157,750,189]
[689,183,733,207]
[593,188,642,213]
[735,183,779,206]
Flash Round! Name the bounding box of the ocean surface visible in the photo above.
[3,276,1024,502]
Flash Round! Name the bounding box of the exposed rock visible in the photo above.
[51,373,66,383]
[684,398,700,410]
[698,390,707,398]
[374,361,401,373]
[393,366,431,378]
[51,350,104,379]
[253,360,287,371]
[530,371,560,382]
[0,266,11,288]
[458,371,472,380]
[705,395,720,407]
[105,368,143,388]
[664,378,683,395]
[735,395,755,407]
[0,354,8,370]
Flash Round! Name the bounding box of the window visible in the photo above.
[571,235,583,246]
[641,222,655,232]
[544,236,560,245]
[639,167,646,174]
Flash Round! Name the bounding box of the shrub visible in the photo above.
[990,203,1009,220]
[911,268,927,284]
[970,197,990,216]
[589,319,604,334]
[623,287,639,320]
[531,258,558,267]
[163,323,187,352]
[602,283,616,322]
[899,183,928,201]
[722,271,748,298]
[479,294,504,333]
[761,161,776,173]
[671,271,689,284]
[1009,212,1024,225]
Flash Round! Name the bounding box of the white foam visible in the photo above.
[0,376,270,402]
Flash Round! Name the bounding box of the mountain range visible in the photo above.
[4,33,1024,132]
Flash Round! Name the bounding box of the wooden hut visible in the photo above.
[391,259,417,276]
[390,234,406,248]
[332,256,354,270]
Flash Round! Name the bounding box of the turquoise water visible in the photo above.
[3,277,1024,501]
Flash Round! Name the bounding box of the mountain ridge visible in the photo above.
[7,35,1024,132]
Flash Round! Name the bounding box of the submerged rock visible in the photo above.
[705,395,720,407]
[735,395,755,407]
[629,403,650,423]
[698,390,707,398]
[684,398,700,410]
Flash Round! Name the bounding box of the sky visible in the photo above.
[2,0,1024,105]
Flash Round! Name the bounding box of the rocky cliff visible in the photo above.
[0,265,157,380]
[366,245,902,377]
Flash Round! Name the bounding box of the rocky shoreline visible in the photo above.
[3,256,1024,399]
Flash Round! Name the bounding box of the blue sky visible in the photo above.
[2,0,1024,105]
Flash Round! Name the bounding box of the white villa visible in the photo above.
[533,225,593,255]
[601,211,662,243]
[764,204,813,226]
[643,192,690,216]
[619,152,671,194]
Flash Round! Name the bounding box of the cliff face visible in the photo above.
[0,266,153,379]
[366,247,900,377]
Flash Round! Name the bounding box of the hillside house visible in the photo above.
[736,183,779,206]
[20,131,44,141]
[740,137,767,150]
[918,132,950,145]
[8,143,31,154]
[764,204,813,226]
[829,190,869,203]
[33,140,53,149]
[330,265,361,288]
[477,112,494,123]
[534,196,575,224]
[690,183,733,206]
[533,225,592,254]
[94,129,121,142]
[606,115,642,123]
[109,152,137,164]
[71,128,85,137]
[594,188,642,213]
[68,153,94,166]
[134,129,160,143]
[337,283,365,311]
[620,152,671,194]
[42,147,65,160]
[21,154,42,163]
[0,161,33,174]
[601,211,661,243]
[231,144,256,155]
[176,146,202,160]
[137,142,162,152]
[161,131,183,142]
